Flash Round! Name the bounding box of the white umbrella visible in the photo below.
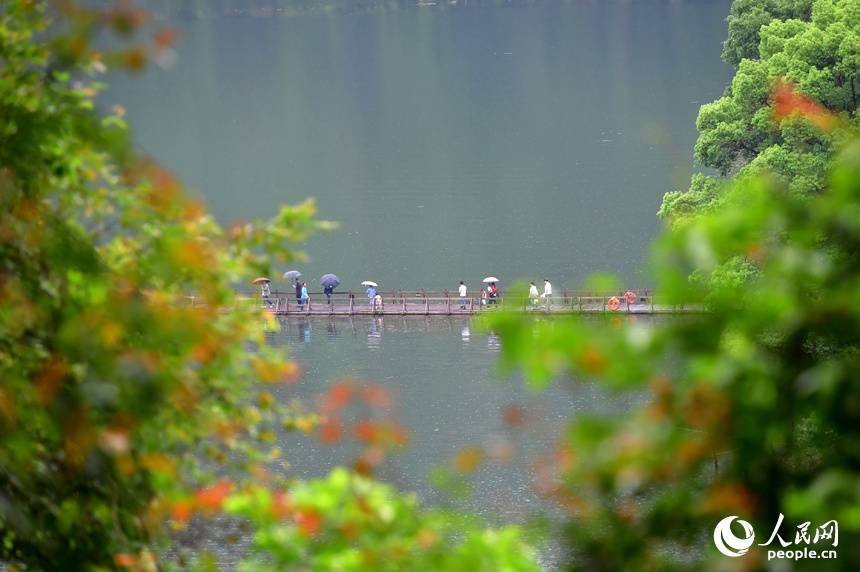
[361,281,378,288]
[482,276,499,283]
[283,270,302,281]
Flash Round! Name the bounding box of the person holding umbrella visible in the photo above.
[483,276,500,305]
[253,277,273,309]
[320,274,340,305]
[362,281,378,311]
[283,270,302,308]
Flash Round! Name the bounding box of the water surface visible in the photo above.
[108,0,732,290]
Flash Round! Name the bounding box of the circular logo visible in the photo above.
[713,516,755,557]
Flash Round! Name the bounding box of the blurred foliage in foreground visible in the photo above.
[489,92,860,569]
[0,1,537,570]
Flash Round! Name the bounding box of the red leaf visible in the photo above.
[772,81,835,130]
[194,480,232,511]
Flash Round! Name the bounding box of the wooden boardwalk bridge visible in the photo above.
[210,289,701,316]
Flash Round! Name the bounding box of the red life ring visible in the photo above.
[607,296,621,311]
[624,291,637,305]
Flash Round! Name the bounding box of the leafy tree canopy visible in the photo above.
[722,0,813,66]
[661,0,859,225]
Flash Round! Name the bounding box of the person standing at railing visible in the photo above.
[458,281,467,310]
[528,282,539,307]
[366,285,377,310]
[300,282,309,311]
[542,279,553,310]
[295,279,303,308]
[324,284,334,304]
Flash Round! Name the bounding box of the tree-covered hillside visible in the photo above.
[661,0,859,223]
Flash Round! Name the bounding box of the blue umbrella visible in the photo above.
[283,270,302,281]
[320,274,340,289]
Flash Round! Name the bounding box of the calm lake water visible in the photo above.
[111,2,731,567]
[108,0,732,290]
[266,316,643,568]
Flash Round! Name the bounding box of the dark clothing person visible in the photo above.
[295,281,303,306]
[324,285,334,304]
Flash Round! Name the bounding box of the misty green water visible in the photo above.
[108,0,731,291]
[111,2,731,567]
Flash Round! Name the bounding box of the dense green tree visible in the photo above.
[661,0,858,224]
[722,0,812,66]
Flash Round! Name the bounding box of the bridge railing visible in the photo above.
[183,290,699,314]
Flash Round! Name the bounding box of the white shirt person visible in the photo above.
[542,279,553,309]
[528,282,539,305]
[458,281,468,309]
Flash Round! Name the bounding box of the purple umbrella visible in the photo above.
[320,274,340,289]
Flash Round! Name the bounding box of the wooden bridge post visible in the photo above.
[425,296,430,315]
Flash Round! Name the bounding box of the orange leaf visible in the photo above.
[322,383,353,413]
[417,528,437,548]
[577,345,607,374]
[271,491,293,519]
[295,509,323,536]
[355,419,377,443]
[501,403,526,428]
[318,418,344,444]
[361,385,392,409]
[153,27,177,49]
[772,81,836,130]
[170,499,193,523]
[195,480,232,512]
[114,553,136,568]
[453,447,483,474]
[701,481,758,516]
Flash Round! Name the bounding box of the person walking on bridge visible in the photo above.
[528,282,539,307]
[300,282,309,311]
[542,278,553,310]
[458,281,467,310]
[261,280,273,309]
[295,279,303,308]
